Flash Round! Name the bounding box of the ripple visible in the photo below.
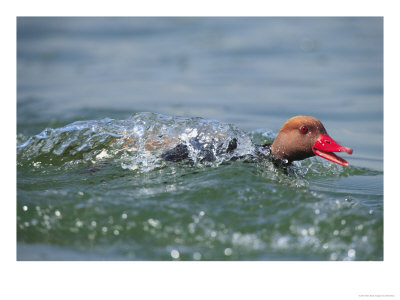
[170,249,180,259]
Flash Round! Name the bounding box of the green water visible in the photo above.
[17,114,383,261]
[17,17,383,260]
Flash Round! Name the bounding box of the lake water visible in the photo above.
[17,17,383,260]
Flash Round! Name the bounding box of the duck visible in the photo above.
[161,115,353,167]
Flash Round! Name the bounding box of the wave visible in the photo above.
[17,112,255,172]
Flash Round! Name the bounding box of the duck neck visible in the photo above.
[255,143,291,168]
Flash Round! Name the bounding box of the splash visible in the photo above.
[17,112,369,178]
[17,112,256,172]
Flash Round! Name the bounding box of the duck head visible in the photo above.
[270,116,353,167]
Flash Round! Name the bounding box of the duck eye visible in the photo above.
[300,126,308,133]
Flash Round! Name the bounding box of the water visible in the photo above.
[17,17,383,260]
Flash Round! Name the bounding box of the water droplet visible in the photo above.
[333,230,339,236]
[341,219,346,225]
[308,227,315,236]
[193,252,202,260]
[55,210,61,217]
[171,249,180,259]
[314,209,320,215]
[76,220,83,227]
[199,211,205,217]
[148,218,160,228]
[348,249,356,259]
[369,210,374,215]
[78,191,84,196]
[102,226,108,233]
[210,231,217,238]
[91,221,97,227]
[22,206,28,211]
[301,229,308,236]
[356,224,363,231]
[113,229,120,235]
[322,243,329,249]
[121,213,128,219]
[224,248,233,256]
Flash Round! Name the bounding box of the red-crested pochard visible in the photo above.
[270,116,353,167]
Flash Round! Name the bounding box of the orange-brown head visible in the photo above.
[270,116,353,166]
